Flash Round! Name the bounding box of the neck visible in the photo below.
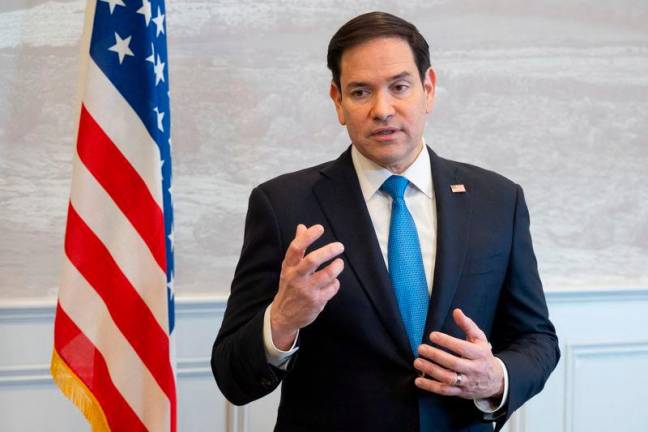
[383,142,424,174]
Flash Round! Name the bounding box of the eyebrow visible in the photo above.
[344,71,413,91]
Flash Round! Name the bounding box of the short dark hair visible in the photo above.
[327,11,431,90]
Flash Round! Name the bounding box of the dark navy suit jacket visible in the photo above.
[212,147,560,431]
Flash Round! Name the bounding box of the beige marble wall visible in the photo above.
[1,0,647,299]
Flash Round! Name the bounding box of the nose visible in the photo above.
[371,90,395,122]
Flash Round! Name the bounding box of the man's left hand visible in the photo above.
[413,308,504,400]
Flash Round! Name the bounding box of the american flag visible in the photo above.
[51,0,176,430]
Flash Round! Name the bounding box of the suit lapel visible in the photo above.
[312,147,472,356]
[313,148,413,360]
[425,149,472,335]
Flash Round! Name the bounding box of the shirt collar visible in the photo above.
[351,140,434,202]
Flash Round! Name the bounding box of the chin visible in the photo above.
[376,154,407,170]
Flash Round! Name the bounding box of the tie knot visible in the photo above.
[380,175,410,200]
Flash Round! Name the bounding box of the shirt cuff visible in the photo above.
[263,304,299,370]
[474,357,509,414]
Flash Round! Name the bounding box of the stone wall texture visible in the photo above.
[1,0,647,299]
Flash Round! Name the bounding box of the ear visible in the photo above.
[423,67,436,113]
[329,82,346,125]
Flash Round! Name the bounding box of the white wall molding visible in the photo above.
[227,405,248,432]
[0,294,232,432]
[0,295,229,319]
[563,340,648,432]
[516,288,648,432]
[175,295,228,316]
[506,405,524,432]
[545,288,648,304]
[0,357,216,385]
[0,364,51,386]
[1,286,646,315]
[1,288,647,431]
[0,300,56,321]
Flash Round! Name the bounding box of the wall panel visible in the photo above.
[1,289,647,431]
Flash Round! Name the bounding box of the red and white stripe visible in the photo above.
[54,55,176,431]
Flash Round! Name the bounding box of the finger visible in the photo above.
[320,278,341,302]
[413,358,457,386]
[428,331,482,360]
[414,376,462,397]
[295,223,306,237]
[310,258,345,288]
[418,343,471,373]
[284,224,325,266]
[296,241,345,276]
[453,308,487,343]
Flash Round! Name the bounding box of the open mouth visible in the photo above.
[371,128,400,137]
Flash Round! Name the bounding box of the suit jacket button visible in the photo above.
[261,378,273,388]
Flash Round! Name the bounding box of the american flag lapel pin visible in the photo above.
[451,184,466,193]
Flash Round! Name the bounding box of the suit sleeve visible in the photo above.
[211,186,291,405]
[490,184,561,429]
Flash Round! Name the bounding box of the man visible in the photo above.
[212,11,559,432]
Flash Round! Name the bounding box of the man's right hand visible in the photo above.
[270,224,345,350]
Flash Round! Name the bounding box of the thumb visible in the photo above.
[453,308,487,343]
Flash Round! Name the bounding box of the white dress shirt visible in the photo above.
[262,143,508,413]
[351,143,437,293]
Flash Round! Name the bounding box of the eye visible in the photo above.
[392,82,410,94]
[349,88,370,99]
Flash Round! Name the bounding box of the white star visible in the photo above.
[168,226,174,251]
[167,269,175,290]
[152,7,165,37]
[154,54,165,85]
[146,43,155,64]
[100,0,125,14]
[108,33,134,64]
[166,268,174,291]
[167,183,174,196]
[136,0,152,26]
[153,107,165,132]
[168,138,172,149]
[160,159,165,170]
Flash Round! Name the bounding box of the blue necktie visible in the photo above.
[381,175,430,353]
[381,175,433,431]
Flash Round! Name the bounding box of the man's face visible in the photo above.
[330,37,436,174]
